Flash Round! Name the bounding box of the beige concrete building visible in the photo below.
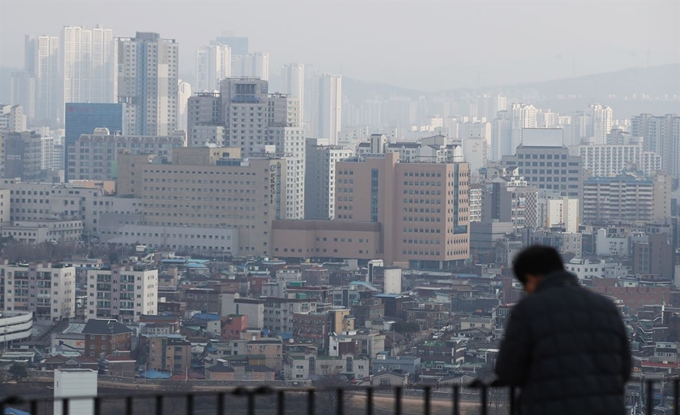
[0,261,76,321]
[1,219,83,243]
[117,147,286,256]
[583,172,670,224]
[272,152,470,269]
[86,263,158,322]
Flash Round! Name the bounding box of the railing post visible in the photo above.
[247,390,256,415]
[278,390,285,415]
[156,395,163,415]
[186,393,194,415]
[509,386,516,415]
[452,385,459,415]
[674,379,679,415]
[217,393,224,415]
[62,397,69,415]
[480,384,488,415]
[646,380,653,415]
[93,397,101,415]
[307,389,315,415]
[394,386,402,415]
[336,388,344,415]
[31,399,39,415]
[366,387,373,415]
[126,396,133,415]
[423,386,431,415]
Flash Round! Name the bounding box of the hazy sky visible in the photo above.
[0,0,678,91]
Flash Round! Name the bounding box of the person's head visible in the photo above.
[512,245,565,294]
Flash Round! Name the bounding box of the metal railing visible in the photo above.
[1,380,678,415]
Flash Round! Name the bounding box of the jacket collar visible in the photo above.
[534,270,579,293]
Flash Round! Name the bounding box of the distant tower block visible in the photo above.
[54,369,98,415]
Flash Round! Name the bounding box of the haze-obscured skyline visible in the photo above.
[0,0,678,91]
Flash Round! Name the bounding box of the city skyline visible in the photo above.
[0,0,677,91]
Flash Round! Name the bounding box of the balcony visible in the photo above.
[1,380,678,415]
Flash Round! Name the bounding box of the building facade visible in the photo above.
[69,128,186,180]
[583,173,670,224]
[304,138,353,220]
[272,151,471,269]
[117,32,178,136]
[86,263,158,322]
[116,147,286,256]
[0,261,75,321]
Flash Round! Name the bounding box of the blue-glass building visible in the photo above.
[64,103,124,179]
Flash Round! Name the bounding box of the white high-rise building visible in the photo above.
[221,78,305,218]
[177,80,192,132]
[196,43,231,92]
[41,135,55,170]
[588,104,613,144]
[510,103,537,154]
[304,138,353,220]
[283,63,305,126]
[26,35,60,126]
[232,52,270,80]
[0,104,27,132]
[318,74,342,144]
[62,25,116,109]
[576,143,662,178]
[117,32,179,136]
[632,114,680,180]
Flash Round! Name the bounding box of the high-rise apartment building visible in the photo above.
[25,35,60,126]
[631,113,680,180]
[196,43,231,92]
[0,104,27,133]
[501,129,583,200]
[576,142,662,177]
[220,78,305,219]
[588,104,613,144]
[583,172,670,224]
[116,147,286,256]
[0,261,75,321]
[86,263,158,322]
[232,52,270,81]
[177,80,192,132]
[272,151,471,269]
[69,128,187,180]
[186,92,223,146]
[283,64,305,126]
[117,32,179,136]
[61,25,116,109]
[491,111,511,160]
[318,74,342,145]
[304,138,353,220]
[214,35,249,57]
[510,103,537,154]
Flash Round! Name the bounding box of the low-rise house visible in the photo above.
[371,369,409,386]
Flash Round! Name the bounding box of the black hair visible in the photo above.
[512,245,564,285]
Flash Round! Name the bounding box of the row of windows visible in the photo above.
[517,154,568,159]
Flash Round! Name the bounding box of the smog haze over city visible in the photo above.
[0,0,678,414]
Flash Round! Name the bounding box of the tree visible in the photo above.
[8,363,28,381]
[393,321,420,334]
[313,374,356,415]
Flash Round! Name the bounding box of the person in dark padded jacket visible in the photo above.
[495,245,631,415]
